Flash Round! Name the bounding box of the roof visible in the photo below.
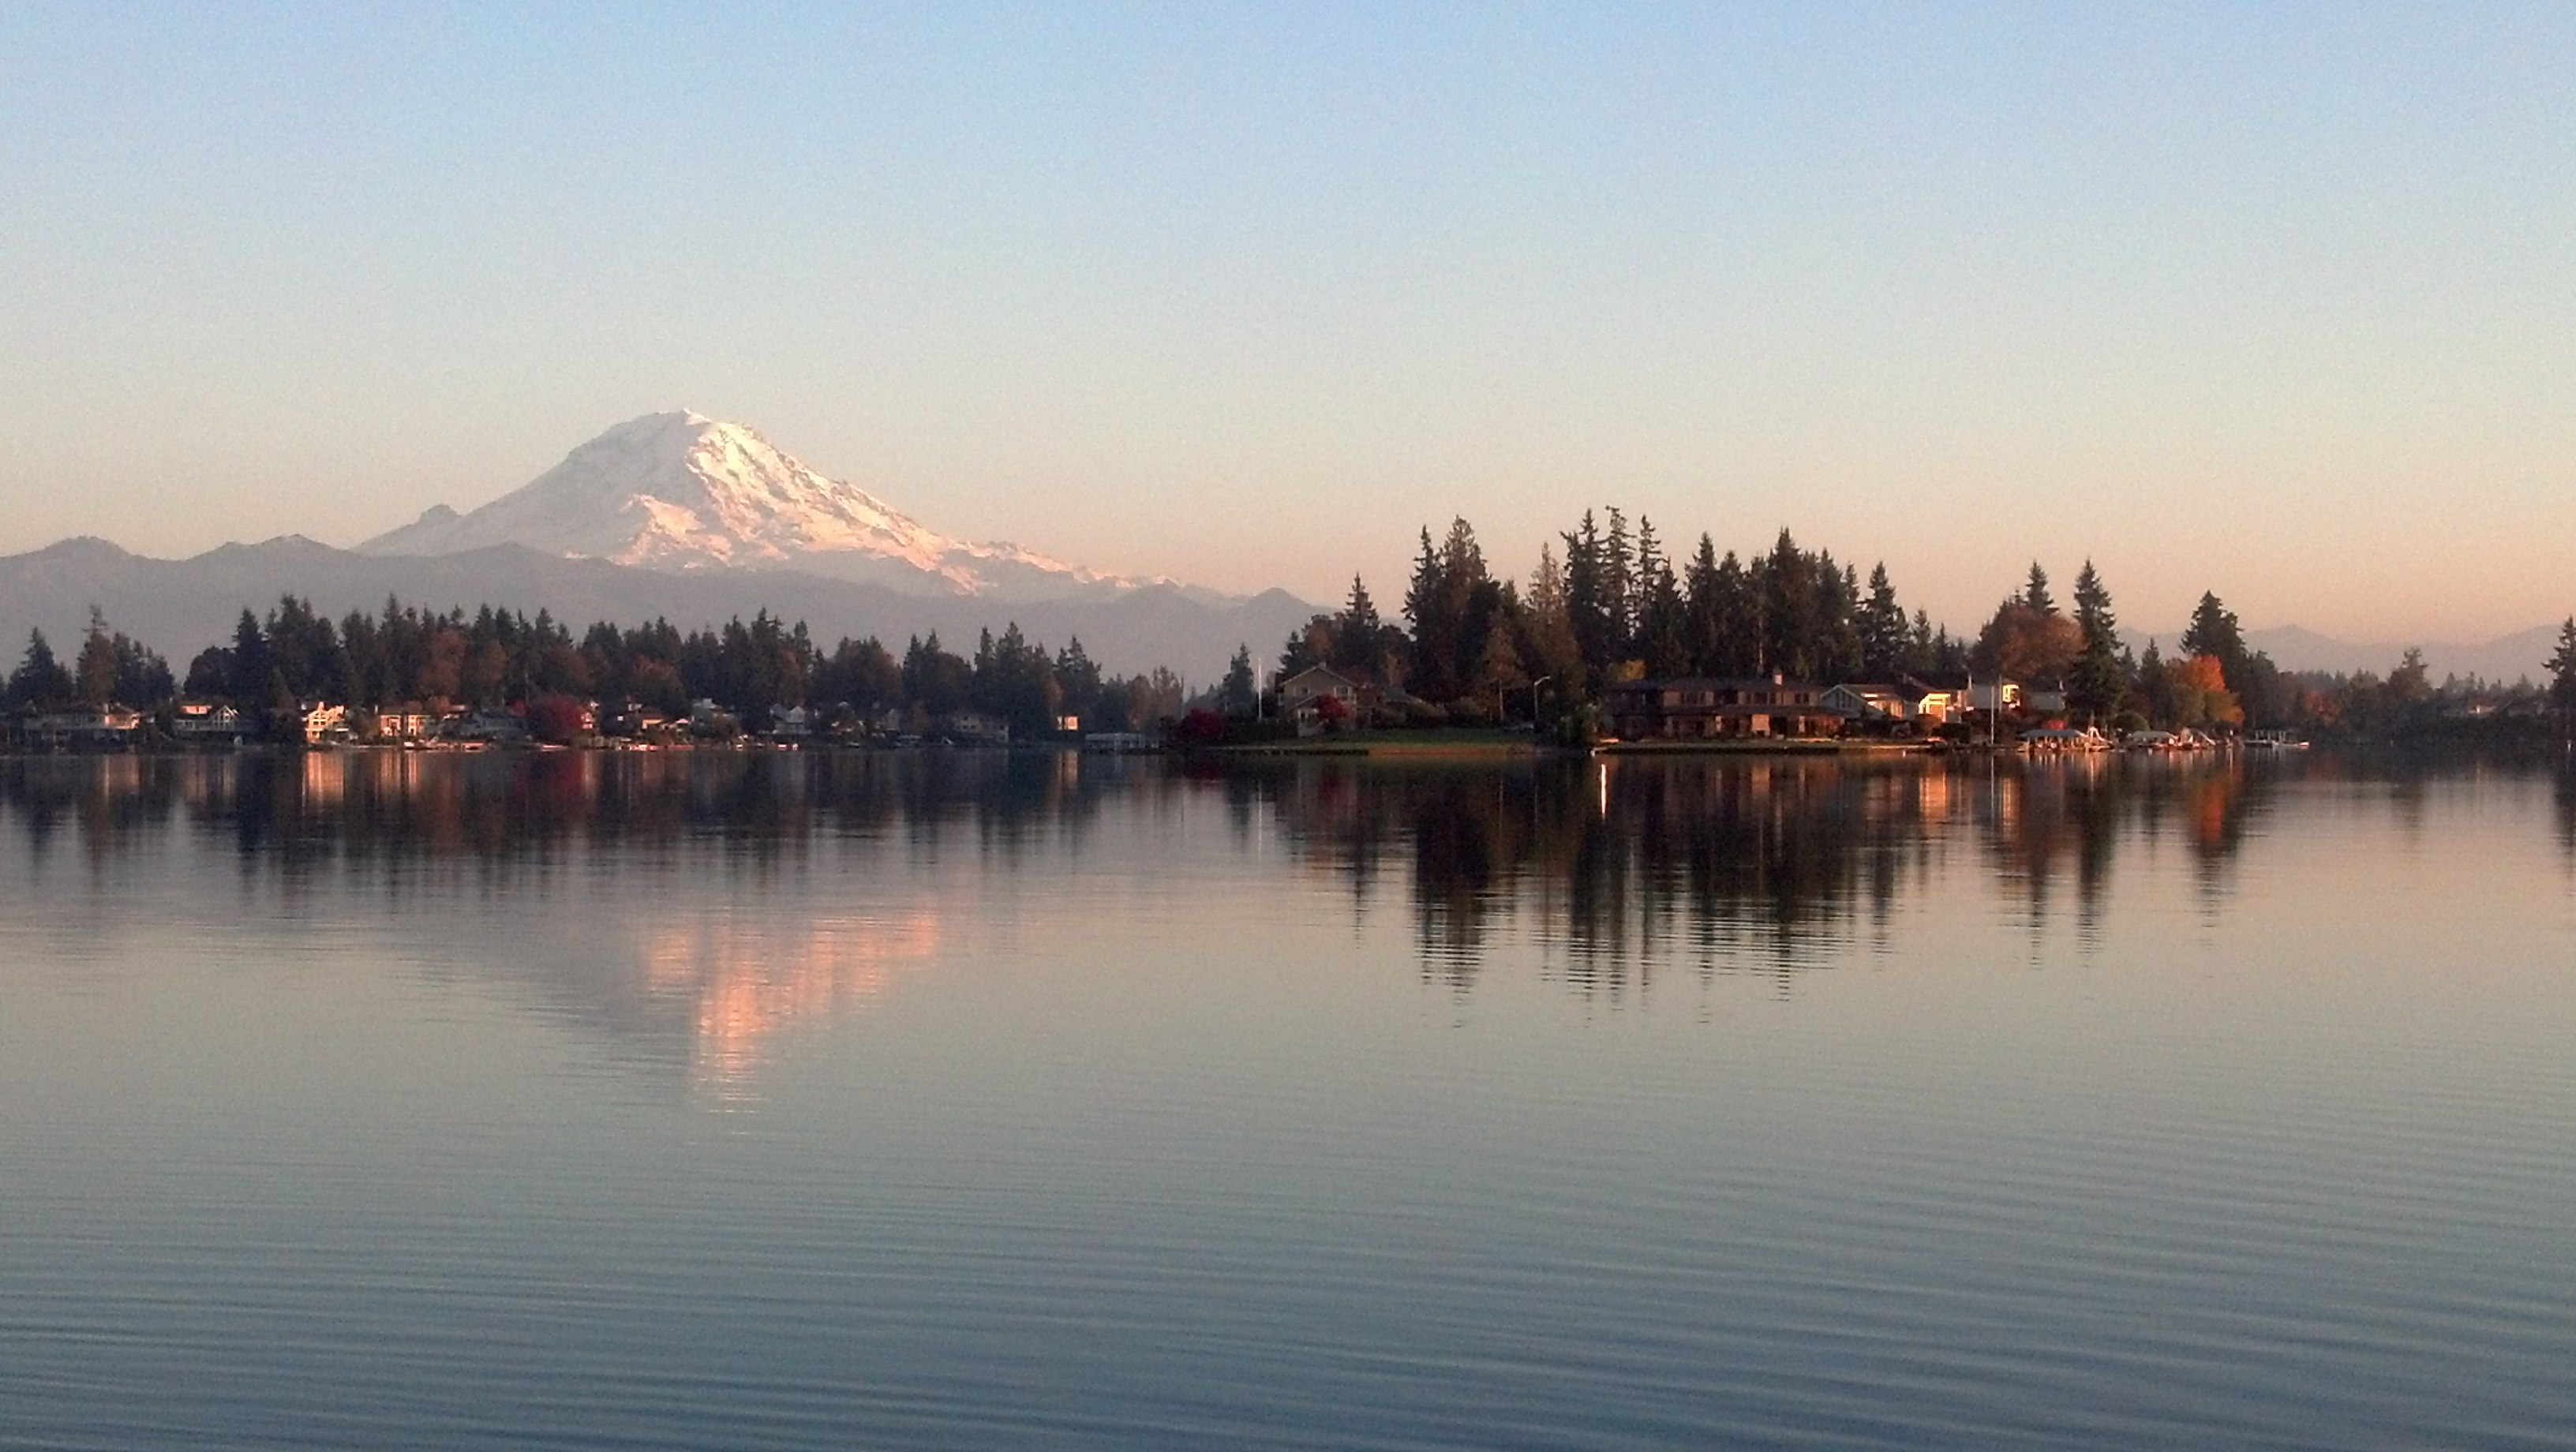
[1278,664,1360,690]
[1605,675,1830,691]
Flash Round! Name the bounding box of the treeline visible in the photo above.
[3,609,175,712]
[1278,513,1969,720]
[9,597,1189,738]
[1270,507,2576,735]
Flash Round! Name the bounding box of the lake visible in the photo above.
[3,749,2572,1450]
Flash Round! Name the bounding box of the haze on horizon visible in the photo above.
[2,4,2571,645]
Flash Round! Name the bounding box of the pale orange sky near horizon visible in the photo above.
[2,7,2570,644]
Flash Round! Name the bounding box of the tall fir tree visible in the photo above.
[1631,516,1687,674]
[1859,563,1909,679]
[1219,645,1258,717]
[1683,534,1726,675]
[6,629,73,710]
[2023,562,2056,616]
[2066,560,2129,725]
[2546,618,2576,713]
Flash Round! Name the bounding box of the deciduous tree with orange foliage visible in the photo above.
[2164,653,2243,726]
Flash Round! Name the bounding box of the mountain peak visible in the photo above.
[357,412,1164,603]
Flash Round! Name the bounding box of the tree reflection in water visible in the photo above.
[1241,753,2297,994]
[0,747,2525,1021]
[0,750,1180,1096]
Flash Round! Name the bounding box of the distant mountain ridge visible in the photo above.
[361,410,1215,604]
[0,536,1315,686]
[2121,622,2562,684]
[0,411,1320,683]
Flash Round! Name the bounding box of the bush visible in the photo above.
[1169,706,1227,747]
[525,694,590,744]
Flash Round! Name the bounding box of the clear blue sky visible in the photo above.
[3,2,2571,640]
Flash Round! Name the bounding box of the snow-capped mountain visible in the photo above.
[360,411,1178,603]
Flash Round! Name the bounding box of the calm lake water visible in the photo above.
[3,749,2573,1450]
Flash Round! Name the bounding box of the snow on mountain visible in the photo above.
[359,412,1181,603]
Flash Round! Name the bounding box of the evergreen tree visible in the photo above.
[1401,528,1451,695]
[1339,574,1381,642]
[902,633,972,715]
[1713,550,1758,675]
[1401,519,1496,701]
[1052,638,1104,723]
[1333,574,1409,686]
[2387,647,2432,705]
[1908,609,1938,675]
[75,607,120,705]
[2023,562,2056,616]
[970,621,1061,735]
[2066,560,2129,725]
[2179,592,2245,675]
[1631,516,1687,674]
[2547,618,2576,714]
[2071,561,2115,646]
[1859,563,1909,679]
[2136,640,2177,725]
[2178,590,2275,724]
[1219,645,1258,717]
[1521,543,1584,690]
[227,608,268,702]
[1814,556,1863,680]
[6,629,73,709]
[1759,529,1816,678]
[1682,534,1725,674]
[1601,507,1634,653]
[1561,511,1616,684]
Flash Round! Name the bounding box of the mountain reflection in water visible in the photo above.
[2,747,2563,1085]
[8,746,2574,1452]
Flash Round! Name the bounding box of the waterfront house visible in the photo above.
[1911,672,2020,717]
[369,703,440,743]
[301,703,350,745]
[935,709,1011,744]
[597,702,669,739]
[171,702,246,743]
[15,705,144,750]
[455,708,528,743]
[1827,677,1990,726]
[1601,675,1850,741]
[1822,682,1919,723]
[1277,665,1363,728]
